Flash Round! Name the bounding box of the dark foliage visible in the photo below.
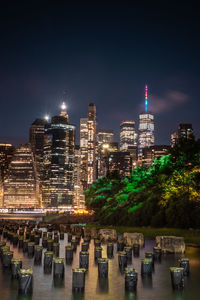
[85,138,200,228]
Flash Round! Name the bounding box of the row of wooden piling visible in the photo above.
[0,221,190,294]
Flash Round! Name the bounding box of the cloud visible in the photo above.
[148,90,189,113]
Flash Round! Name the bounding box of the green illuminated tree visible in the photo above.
[85,138,200,228]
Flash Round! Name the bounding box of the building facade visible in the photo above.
[120,121,137,151]
[127,145,138,169]
[97,129,114,146]
[98,142,118,178]
[96,129,114,178]
[108,151,132,178]
[0,172,3,207]
[3,144,39,208]
[29,118,47,185]
[171,132,178,147]
[42,103,75,207]
[80,118,88,190]
[0,143,15,207]
[178,123,193,140]
[171,124,194,147]
[142,145,170,167]
[138,113,154,151]
[73,145,85,209]
[0,143,15,182]
[87,103,96,185]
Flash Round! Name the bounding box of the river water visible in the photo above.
[0,232,200,300]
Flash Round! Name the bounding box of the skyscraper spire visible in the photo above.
[60,101,69,122]
[138,85,154,156]
[145,84,148,113]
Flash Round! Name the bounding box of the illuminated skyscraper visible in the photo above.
[98,142,118,177]
[138,85,154,154]
[29,118,47,185]
[3,144,39,208]
[96,129,114,178]
[97,129,114,146]
[142,145,170,167]
[87,103,96,185]
[178,123,193,140]
[120,121,137,151]
[80,118,88,189]
[108,151,132,178]
[0,172,3,207]
[127,145,138,169]
[171,132,178,147]
[42,102,75,207]
[0,143,15,182]
[171,124,193,147]
[73,145,85,209]
[0,143,15,208]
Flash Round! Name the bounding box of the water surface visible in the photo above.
[0,233,200,300]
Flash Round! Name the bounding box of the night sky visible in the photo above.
[0,1,199,146]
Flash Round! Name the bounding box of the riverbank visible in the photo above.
[42,213,95,224]
[41,214,200,246]
[85,224,200,246]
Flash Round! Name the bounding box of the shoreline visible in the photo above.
[85,224,200,247]
[42,214,200,246]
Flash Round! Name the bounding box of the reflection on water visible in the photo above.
[124,291,137,300]
[16,295,32,300]
[71,292,84,300]
[141,275,153,289]
[53,277,65,289]
[96,277,109,294]
[0,232,200,300]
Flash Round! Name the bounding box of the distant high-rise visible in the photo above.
[178,123,193,140]
[0,143,15,182]
[97,129,114,146]
[96,129,114,178]
[171,132,178,147]
[0,143,15,207]
[3,144,39,208]
[138,85,154,153]
[29,118,47,185]
[0,172,3,207]
[87,103,96,185]
[120,121,137,151]
[80,118,88,190]
[142,145,170,167]
[98,142,118,178]
[127,145,138,169]
[108,151,132,178]
[29,119,46,156]
[42,102,75,207]
[73,145,85,209]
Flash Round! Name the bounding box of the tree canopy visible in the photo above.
[85,138,200,228]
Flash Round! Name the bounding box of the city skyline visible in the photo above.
[0,2,199,146]
[0,3,199,299]
[0,87,196,147]
[0,94,192,209]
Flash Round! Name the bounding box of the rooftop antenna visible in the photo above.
[145,84,148,113]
